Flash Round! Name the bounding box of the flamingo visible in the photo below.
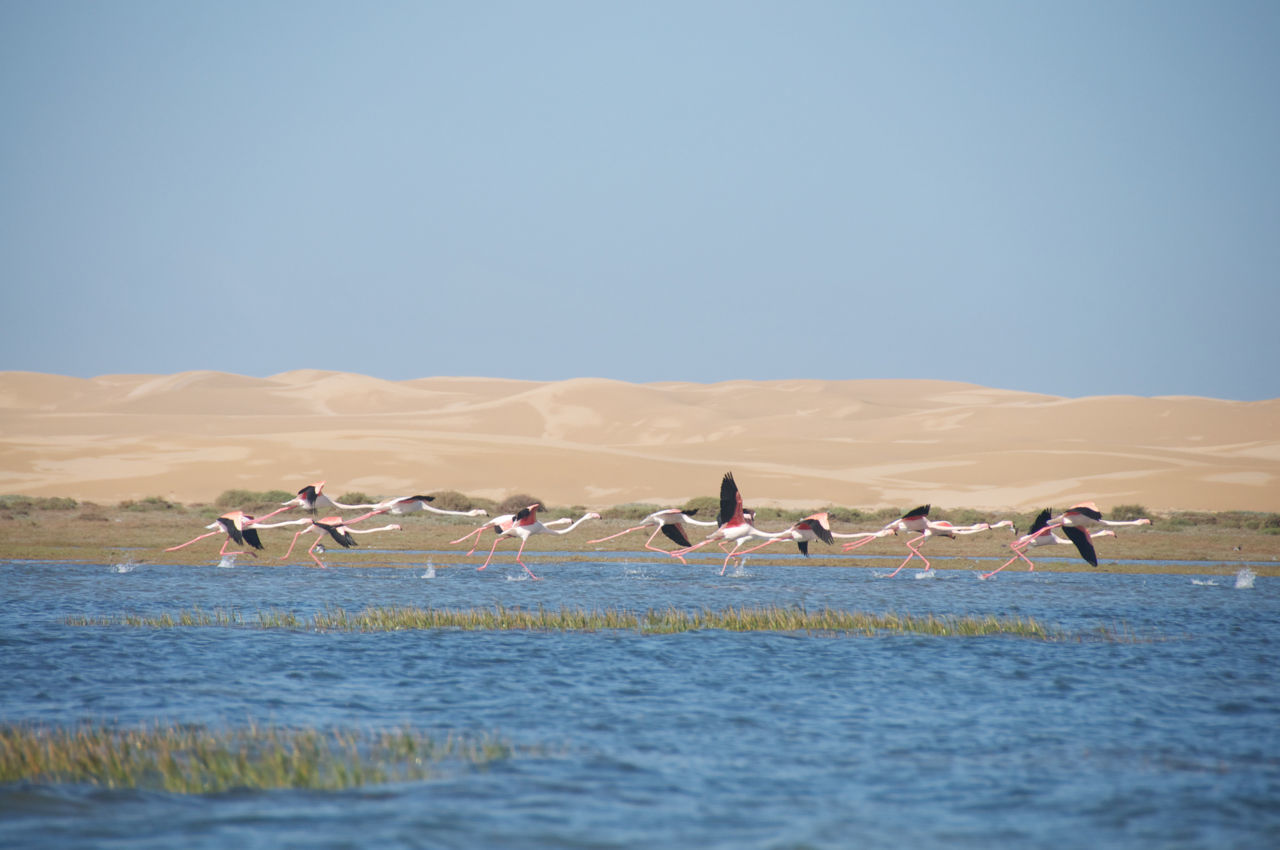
[980,508,1117,579]
[165,511,271,558]
[1046,502,1151,568]
[275,510,401,568]
[365,495,488,518]
[585,508,719,564]
[280,481,350,513]
[475,503,600,580]
[672,472,771,575]
[450,513,573,555]
[841,505,1012,577]
[734,512,837,558]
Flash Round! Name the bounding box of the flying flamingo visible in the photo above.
[279,481,390,514]
[165,511,272,558]
[980,508,1117,580]
[586,508,719,564]
[672,472,772,575]
[275,510,401,568]
[302,492,490,518]
[450,513,573,555]
[841,505,1013,577]
[1045,502,1151,568]
[475,504,600,580]
[734,512,837,558]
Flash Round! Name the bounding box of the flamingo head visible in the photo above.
[467,508,489,517]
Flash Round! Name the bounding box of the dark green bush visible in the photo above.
[119,496,179,511]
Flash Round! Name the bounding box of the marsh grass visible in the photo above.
[0,723,513,793]
[69,604,1072,639]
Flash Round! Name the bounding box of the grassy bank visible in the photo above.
[1,495,1277,575]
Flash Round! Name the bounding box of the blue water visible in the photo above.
[2,556,1277,849]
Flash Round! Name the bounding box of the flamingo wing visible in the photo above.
[217,515,246,546]
[242,527,265,550]
[316,521,357,548]
[681,508,699,517]
[903,504,930,520]
[717,472,742,526]
[803,515,835,545]
[660,523,693,548]
[1028,508,1053,535]
[1067,504,1103,521]
[1062,526,1098,566]
[797,540,810,556]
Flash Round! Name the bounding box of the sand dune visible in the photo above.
[1,370,1277,512]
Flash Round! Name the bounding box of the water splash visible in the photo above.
[420,561,436,579]
[111,559,139,574]
[216,555,237,569]
[914,569,937,580]
[1191,578,1219,586]
[1235,568,1257,589]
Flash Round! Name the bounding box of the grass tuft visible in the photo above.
[67,605,1083,639]
[0,723,514,793]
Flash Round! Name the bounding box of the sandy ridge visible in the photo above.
[1,371,1277,512]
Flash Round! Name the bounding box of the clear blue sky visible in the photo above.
[2,1,1277,400]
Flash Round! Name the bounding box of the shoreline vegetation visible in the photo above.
[1,491,1278,575]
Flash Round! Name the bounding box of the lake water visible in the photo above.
[1,555,1277,848]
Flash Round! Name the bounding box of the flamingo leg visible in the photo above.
[586,525,645,544]
[514,538,540,580]
[885,533,928,578]
[981,547,1031,580]
[218,537,244,557]
[306,538,326,569]
[735,537,781,557]
[477,535,505,571]
[278,528,312,560]
[841,535,880,554]
[250,505,290,524]
[164,530,219,552]
[643,526,687,564]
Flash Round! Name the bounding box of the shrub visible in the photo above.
[428,490,489,513]
[1109,504,1150,521]
[497,493,543,514]
[119,496,179,511]
[214,490,293,510]
[602,503,663,521]
[338,492,375,507]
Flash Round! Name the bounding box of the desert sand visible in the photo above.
[0,370,1277,513]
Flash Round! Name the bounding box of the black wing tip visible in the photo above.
[904,504,930,519]
[1029,508,1053,534]
[815,526,835,545]
[682,508,699,517]
[243,528,265,550]
[1062,526,1099,566]
[660,523,692,548]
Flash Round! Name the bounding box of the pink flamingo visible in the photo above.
[165,510,276,558]
[1046,502,1151,568]
[734,512,836,558]
[450,513,573,555]
[672,472,771,575]
[980,508,1118,579]
[276,510,401,568]
[476,504,600,580]
[586,508,719,564]
[313,493,490,518]
[841,505,1012,577]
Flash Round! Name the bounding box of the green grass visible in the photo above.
[0,722,514,793]
[69,604,1071,639]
